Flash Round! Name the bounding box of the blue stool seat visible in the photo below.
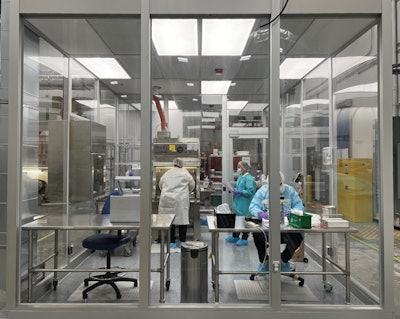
[81,232,138,300]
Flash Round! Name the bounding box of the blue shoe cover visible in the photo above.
[257,262,269,276]
[226,236,239,243]
[236,239,248,246]
[281,261,291,272]
[170,243,177,249]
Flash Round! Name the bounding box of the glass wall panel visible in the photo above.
[20,17,141,304]
[332,25,379,303]
[21,26,69,302]
[151,17,269,305]
[280,17,379,306]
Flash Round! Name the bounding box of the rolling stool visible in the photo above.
[82,232,138,300]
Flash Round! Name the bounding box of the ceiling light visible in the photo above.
[192,98,198,102]
[152,19,198,56]
[202,117,216,123]
[110,80,118,85]
[158,100,178,110]
[227,101,248,110]
[75,99,98,109]
[76,58,130,79]
[202,19,255,56]
[183,111,202,117]
[201,81,231,94]
[280,58,324,79]
[121,94,127,98]
[230,82,237,87]
[178,57,189,62]
[202,111,220,118]
[240,55,251,61]
[241,103,268,112]
[187,82,194,87]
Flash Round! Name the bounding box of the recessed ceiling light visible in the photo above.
[192,98,198,102]
[152,19,198,56]
[187,82,194,87]
[240,55,251,61]
[121,95,127,98]
[110,80,118,85]
[178,57,189,62]
[202,19,255,56]
[201,81,232,94]
[76,58,130,79]
[280,58,324,79]
[227,101,248,110]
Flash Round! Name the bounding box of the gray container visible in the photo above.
[180,241,208,303]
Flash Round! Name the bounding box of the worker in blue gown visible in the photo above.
[226,161,256,246]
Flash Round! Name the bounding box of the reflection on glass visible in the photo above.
[281,17,379,306]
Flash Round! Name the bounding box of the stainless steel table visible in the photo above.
[207,215,358,303]
[22,213,175,303]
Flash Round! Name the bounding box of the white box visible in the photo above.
[322,217,349,228]
[110,194,141,223]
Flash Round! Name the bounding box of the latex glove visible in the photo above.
[258,211,269,220]
[233,189,243,196]
[284,209,291,218]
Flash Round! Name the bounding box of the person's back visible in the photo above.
[158,158,195,248]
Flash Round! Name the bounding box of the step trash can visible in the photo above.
[181,241,208,303]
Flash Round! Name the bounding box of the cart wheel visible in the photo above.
[298,279,305,287]
[166,280,170,291]
[324,282,333,292]
[303,257,308,263]
[53,280,58,290]
[250,274,255,281]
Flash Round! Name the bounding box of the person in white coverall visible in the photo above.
[158,158,195,248]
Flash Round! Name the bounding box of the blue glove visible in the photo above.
[258,211,269,220]
[233,189,243,196]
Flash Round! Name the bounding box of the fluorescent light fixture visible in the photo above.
[152,19,198,56]
[241,103,268,112]
[202,19,255,56]
[230,82,237,87]
[159,100,178,110]
[75,99,98,109]
[240,55,252,61]
[192,98,198,102]
[202,111,220,118]
[280,58,324,79]
[202,125,216,129]
[76,58,130,79]
[178,57,189,62]
[201,81,231,94]
[188,125,201,130]
[110,80,118,85]
[183,111,202,117]
[121,95,127,98]
[201,117,216,123]
[187,82,194,87]
[227,101,248,110]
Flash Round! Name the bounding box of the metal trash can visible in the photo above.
[181,241,208,303]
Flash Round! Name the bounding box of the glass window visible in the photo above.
[280,17,379,305]
[20,17,141,304]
